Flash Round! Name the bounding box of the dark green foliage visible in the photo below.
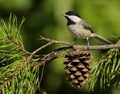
[0,15,40,94]
[87,48,120,93]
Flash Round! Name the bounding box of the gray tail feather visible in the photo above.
[92,33,113,44]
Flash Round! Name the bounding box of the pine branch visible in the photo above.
[0,15,120,94]
[0,41,54,91]
[7,35,31,55]
[86,48,120,93]
[0,14,35,93]
[1,33,120,93]
[26,35,120,69]
[39,36,120,50]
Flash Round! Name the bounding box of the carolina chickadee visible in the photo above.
[63,11,112,47]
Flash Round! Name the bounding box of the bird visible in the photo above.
[63,11,112,48]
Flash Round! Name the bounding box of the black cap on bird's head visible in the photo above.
[63,11,81,25]
[64,11,80,18]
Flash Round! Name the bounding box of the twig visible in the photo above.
[0,41,54,89]
[34,50,59,67]
[32,44,120,68]
[39,35,72,45]
[73,44,120,50]
[33,46,71,63]
[31,36,120,68]
[39,36,120,50]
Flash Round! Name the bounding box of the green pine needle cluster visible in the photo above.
[0,14,39,94]
[87,48,120,93]
[0,14,119,94]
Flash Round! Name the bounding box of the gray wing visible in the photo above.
[80,20,94,33]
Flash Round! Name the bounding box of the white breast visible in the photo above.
[68,24,91,39]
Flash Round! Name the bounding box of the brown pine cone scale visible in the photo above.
[64,50,92,87]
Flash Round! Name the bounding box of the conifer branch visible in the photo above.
[0,41,53,89]
[29,36,120,68]
[1,34,119,91]
[7,35,31,55]
[39,36,120,50]
[39,35,72,45]
[0,15,120,94]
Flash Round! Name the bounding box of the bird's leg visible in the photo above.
[86,37,90,50]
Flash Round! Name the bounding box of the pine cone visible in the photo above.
[64,50,91,88]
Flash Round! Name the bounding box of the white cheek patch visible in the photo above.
[69,15,81,22]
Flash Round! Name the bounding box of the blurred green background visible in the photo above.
[0,0,120,94]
